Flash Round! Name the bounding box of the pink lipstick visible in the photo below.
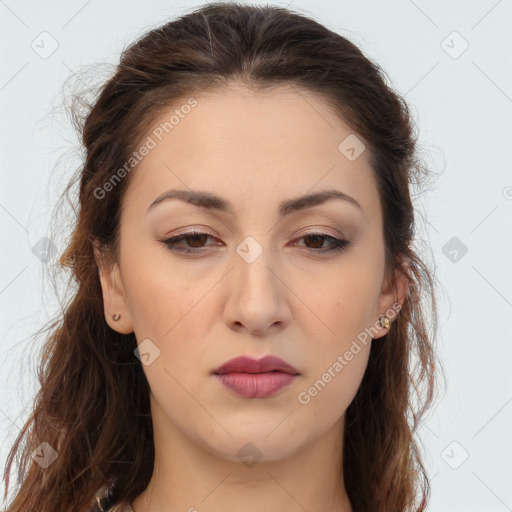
[212,355,300,399]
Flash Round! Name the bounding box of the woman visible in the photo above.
[2,2,442,511]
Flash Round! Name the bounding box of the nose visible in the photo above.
[222,247,291,337]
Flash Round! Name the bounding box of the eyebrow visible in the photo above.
[146,188,362,217]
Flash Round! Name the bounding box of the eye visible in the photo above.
[159,230,350,255]
[159,230,220,254]
[290,232,350,254]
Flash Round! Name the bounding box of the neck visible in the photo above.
[132,403,353,512]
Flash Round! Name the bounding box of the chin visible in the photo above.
[195,426,307,464]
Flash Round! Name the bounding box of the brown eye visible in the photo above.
[292,232,350,254]
[303,234,326,249]
[160,231,219,254]
[184,233,210,247]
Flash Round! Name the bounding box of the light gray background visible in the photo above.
[1,0,511,510]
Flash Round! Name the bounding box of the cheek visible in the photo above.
[298,340,371,423]
[295,269,376,410]
[122,253,201,341]
[123,269,214,381]
[122,234,218,331]
[305,267,380,340]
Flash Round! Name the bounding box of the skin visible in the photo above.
[94,82,409,512]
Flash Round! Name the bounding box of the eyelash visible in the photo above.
[159,230,350,255]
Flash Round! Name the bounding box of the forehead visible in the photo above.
[123,83,381,222]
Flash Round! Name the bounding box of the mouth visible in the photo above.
[212,355,300,398]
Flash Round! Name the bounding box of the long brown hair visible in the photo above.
[2,3,444,511]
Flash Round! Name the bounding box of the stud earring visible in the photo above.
[378,314,390,329]
[112,313,121,321]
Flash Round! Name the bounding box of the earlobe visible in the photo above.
[93,243,134,335]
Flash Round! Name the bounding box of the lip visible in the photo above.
[212,355,300,399]
[212,355,300,376]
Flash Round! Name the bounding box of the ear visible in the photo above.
[93,242,134,335]
[372,255,410,340]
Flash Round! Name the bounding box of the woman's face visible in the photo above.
[96,83,405,462]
